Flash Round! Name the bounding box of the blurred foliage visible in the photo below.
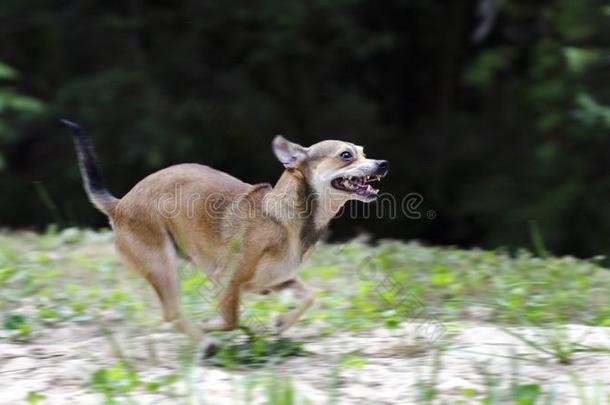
[0,61,45,171]
[0,0,609,256]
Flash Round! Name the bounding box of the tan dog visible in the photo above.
[62,120,388,343]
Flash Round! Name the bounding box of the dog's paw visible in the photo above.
[201,337,220,359]
[273,315,294,334]
[274,316,285,331]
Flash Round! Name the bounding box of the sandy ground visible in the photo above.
[1,232,609,403]
[1,320,609,404]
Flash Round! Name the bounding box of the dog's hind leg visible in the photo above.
[114,227,203,343]
[272,278,314,333]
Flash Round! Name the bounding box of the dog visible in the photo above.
[62,120,388,343]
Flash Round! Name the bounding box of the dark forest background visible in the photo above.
[1,0,609,257]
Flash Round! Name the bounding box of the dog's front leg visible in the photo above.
[273,278,315,333]
[200,249,261,333]
[200,282,241,332]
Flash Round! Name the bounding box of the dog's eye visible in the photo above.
[339,151,353,161]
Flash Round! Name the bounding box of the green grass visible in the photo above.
[204,331,307,369]
[303,240,610,330]
[2,228,609,337]
[1,228,610,404]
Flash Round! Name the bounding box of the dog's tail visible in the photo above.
[60,119,119,216]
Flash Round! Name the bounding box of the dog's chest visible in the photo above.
[250,239,303,289]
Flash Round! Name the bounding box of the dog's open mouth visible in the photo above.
[331,175,384,198]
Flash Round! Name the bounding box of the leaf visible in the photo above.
[511,383,541,405]
[5,93,45,113]
[4,314,28,330]
[339,354,368,368]
[25,392,45,404]
[564,47,602,73]
[464,47,516,89]
[0,62,18,80]
[574,93,610,128]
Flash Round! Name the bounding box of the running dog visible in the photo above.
[62,120,388,343]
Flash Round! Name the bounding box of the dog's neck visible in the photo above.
[264,170,345,250]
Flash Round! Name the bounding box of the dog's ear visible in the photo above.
[272,135,307,169]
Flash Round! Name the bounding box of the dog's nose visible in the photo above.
[377,160,388,171]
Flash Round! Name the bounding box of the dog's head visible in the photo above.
[272,136,388,204]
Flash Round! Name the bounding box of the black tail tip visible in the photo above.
[59,118,81,131]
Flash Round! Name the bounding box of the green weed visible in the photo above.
[205,330,306,369]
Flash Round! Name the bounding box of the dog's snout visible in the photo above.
[371,160,388,177]
[375,160,388,176]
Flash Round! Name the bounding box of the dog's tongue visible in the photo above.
[353,177,366,187]
[354,180,372,193]
[336,176,378,196]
